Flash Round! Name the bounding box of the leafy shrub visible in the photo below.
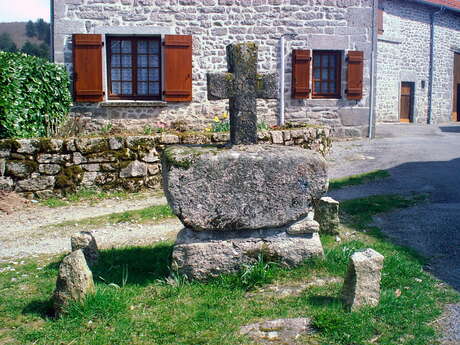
[0,51,72,138]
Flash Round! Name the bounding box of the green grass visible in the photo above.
[39,188,150,208]
[329,170,390,190]
[0,194,458,345]
[45,204,175,229]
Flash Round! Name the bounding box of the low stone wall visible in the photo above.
[0,126,332,198]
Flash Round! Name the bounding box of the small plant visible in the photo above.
[143,125,153,135]
[99,123,113,135]
[208,112,230,132]
[239,254,277,290]
[257,121,269,131]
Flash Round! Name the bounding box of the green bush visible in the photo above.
[0,51,72,138]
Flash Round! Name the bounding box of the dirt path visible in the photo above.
[0,195,182,262]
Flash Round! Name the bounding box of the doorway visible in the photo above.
[400,82,414,123]
[453,53,460,121]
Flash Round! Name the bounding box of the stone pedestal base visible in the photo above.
[171,228,324,280]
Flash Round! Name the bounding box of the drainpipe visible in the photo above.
[427,6,445,124]
[50,0,54,62]
[279,33,297,126]
[368,0,378,139]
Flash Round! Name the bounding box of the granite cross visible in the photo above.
[207,43,278,145]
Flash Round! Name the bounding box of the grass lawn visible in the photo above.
[329,170,390,190]
[0,194,458,345]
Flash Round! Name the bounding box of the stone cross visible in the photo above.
[207,43,278,145]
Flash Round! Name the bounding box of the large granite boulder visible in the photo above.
[162,145,328,232]
[171,227,324,280]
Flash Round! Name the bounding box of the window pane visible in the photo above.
[138,55,148,67]
[314,69,320,79]
[138,68,148,81]
[149,40,160,54]
[322,69,328,80]
[149,69,160,81]
[121,40,131,53]
[321,55,328,67]
[111,55,121,67]
[329,82,336,93]
[112,82,121,94]
[122,69,132,81]
[149,82,160,96]
[122,55,132,67]
[149,55,160,68]
[330,55,336,67]
[138,82,148,95]
[313,56,320,67]
[111,40,121,53]
[329,69,336,81]
[122,82,132,95]
[315,81,321,92]
[322,82,328,92]
[138,41,148,54]
[111,68,121,81]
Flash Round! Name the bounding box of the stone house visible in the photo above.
[376,0,460,124]
[52,0,376,138]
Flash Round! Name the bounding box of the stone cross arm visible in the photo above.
[207,72,278,100]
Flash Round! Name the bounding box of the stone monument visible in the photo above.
[162,42,328,280]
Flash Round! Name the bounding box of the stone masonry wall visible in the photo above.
[0,126,332,198]
[376,0,460,124]
[54,0,375,138]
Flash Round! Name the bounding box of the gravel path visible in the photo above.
[0,195,182,262]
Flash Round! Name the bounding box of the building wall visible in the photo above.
[376,0,460,124]
[53,0,375,138]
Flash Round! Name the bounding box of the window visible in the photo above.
[107,36,161,100]
[312,50,341,99]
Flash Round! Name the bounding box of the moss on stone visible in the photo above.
[163,145,220,170]
[55,165,84,193]
[0,139,14,150]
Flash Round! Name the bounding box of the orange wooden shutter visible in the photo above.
[377,8,384,35]
[292,50,311,99]
[73,34,103,103]
[163,35,192,102]
[346,51,364,100]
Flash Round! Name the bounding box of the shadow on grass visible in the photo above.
[92,242,174,287]
[308,295,343,308]
[22,299,54,319]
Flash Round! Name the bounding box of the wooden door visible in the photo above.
[457,85,460,121]
[400,82,413,123]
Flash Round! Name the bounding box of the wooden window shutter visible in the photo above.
[164,35,192,102]
[291,50,311,99]
[73,34,103,103]
[346,51,364,100]
[377,8,384,35]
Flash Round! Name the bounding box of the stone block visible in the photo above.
[139,149,159,163]
[339,108,369,126]
[314,196,340,234]
[75,138,109,154]
[15,139,40,154]
[172,227,324,280]
[120,160,147,177]
[109,137,125,150]
[39,164,62,175]
[71,232,99,266]
[0,177,14,191]
[162,145,328,231]
[270,130,284,144]
[6,160,37,178]
[159,134,180,144]
[126,136,156,151]
[37,154,72,164]
[310,34,349,50]
[342,248,384,311]
[286,216,319,235]
[16,176,55,192]
[53,250,95,316]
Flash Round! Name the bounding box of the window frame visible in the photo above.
[106,36,162,101]
[311,50,342,99]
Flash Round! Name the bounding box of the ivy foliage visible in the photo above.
[0,52,72,138]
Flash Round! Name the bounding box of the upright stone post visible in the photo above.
[342,248,384,311]
[227,43,258,144]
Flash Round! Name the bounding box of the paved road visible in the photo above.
[327,123,460,291]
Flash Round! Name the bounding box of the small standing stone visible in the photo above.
[342,248,384,311]
[71,231,99,266]
[314,196,340,234]
[53,250,95,316]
